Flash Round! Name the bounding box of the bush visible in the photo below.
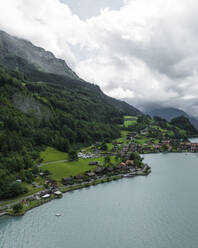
[13,203,23,213]
[68,150,78,161]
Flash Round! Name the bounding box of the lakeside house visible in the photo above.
[89,161,100,166]
[54,191,62,197]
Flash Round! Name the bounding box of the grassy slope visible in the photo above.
[116,131,129,143]
[124,116,137,127]
[41,157,116,181]
[40,147,68,163]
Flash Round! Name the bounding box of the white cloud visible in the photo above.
[1,0,198,115]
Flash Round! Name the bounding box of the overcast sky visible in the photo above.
[1,0,198,115]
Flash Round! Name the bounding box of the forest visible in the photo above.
[0,65,126,199]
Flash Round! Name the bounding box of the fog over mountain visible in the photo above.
[1,0,198,116]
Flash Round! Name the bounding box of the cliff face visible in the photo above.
[12,93,53,121]
[0,30,79,80]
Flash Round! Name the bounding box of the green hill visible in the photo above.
[0,30,141,200]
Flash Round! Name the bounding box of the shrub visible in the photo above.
[13,203,23,213]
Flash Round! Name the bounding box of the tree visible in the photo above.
[13,203,23,213]
[115,153,121,163]
[104,156,110,166]
[68,150,78,161]
[171,116,198,135]
[100,143,108,151]
[129,152,143,167]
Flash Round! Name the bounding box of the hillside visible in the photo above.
[0,30,79,80]
[0,30,142,200]
[0,30,141,116]
[146,107,198,128]
[0,65,122,199]
[170,116,198,136]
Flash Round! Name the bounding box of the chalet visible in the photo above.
[87,172,96,177]
[125,160,135,166]
[62,177,73,185]
[94,167,105,174]
[26,196,35,201]
[54,191,62,198]
[89,161,100,166]
[74,174,84,180]
[153,145,161,149]
[107,167,113,172]
[115,165,122,170]
[161,140,171,145]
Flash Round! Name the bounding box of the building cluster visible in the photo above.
[118,139,198,155]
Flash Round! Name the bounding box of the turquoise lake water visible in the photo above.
[1,152,198,248]
[190,138,198,143]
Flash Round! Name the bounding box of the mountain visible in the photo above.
[0,30,142,199]
[146,107,198,128]
[0,30,141,116]
[0,30,79,80]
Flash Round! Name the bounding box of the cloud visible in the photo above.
[1,0,198,115]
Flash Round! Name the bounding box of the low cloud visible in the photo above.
[1,0,198,115]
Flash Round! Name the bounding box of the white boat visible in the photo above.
[56,213,61,216]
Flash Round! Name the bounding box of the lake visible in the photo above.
[1,153,198,248]
[190,137,198,143]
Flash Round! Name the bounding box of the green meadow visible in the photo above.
[40,147,68,163]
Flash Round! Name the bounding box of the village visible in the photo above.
[1,114,198,217]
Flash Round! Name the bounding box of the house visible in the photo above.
[107,167,113,172]
[87,172,96,177]
[120,162,126,167]
[125,160,135,166]
[26,195,36,201]
[89,161,100,166]
[62,177,73,185]
[54,191,62,198]
[161,140,171,145]
[94,167,105,174]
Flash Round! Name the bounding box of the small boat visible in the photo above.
[56,213,61,216]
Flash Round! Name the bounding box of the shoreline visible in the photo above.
[0,169,151,218]
[2,149,197,218]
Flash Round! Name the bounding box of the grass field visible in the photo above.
[41,157,117,181]
[124,116,137,127]
[124,116,138,120]
[116,131,129,143]
[40,147,68,163]
[106,143,114,151]
[135,138,148,144]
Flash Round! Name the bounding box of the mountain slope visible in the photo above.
[171,116,198,135]
[0,30,142,199]
[146,107,198,128]
[0,30,140,116]
[0,30,79,80]
[0,65,125,199]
